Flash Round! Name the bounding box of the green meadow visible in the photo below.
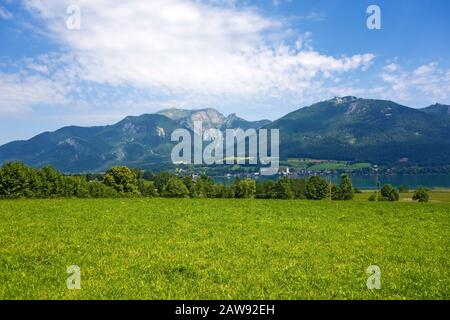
[353,189,450,203]
[0,196,449,300]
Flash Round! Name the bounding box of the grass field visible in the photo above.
[354,190,450,203]
[0,198,449,300]
[281,158,372,171]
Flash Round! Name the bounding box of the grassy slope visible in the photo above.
[0,198,449,300]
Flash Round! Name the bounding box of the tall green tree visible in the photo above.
[290,178,307,199]
[339,174,354,200]
[152,171,174,194]
[38,166,62,197]
[331,184,341,200]
[230,177,241,198]
[305,176,329,200]
[163,178,189,198]
[0,162,31,198]
[263,180,279,199]
[61,176,89,198]
[255,181,265,199]
[181,176,195,197]
[142,171,154,181]
[233,178,256,198]
[276,178,294,199]
[193,175,215,198]
[103,166,140,196]
[138,179,158,197]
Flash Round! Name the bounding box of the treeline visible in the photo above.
[0,162,359,200]
[0,162,119,199]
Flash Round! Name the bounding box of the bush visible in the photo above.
[212,184,227,198]
[290,178,307,199]
[138,179,158,197]
[354,187,363,194]
[380,184,399,202]
[88,180,119,198]
[232,178,256,198]
[162,178,189,198]
[412,187,429,203]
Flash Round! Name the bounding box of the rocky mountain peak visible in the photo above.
[330,96,360,105]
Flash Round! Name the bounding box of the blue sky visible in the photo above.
[1,0,449,144]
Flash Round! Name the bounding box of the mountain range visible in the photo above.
[268,97,450,164]
[156,108,271,132]
[1,97,449,173]
[420,103,450,116]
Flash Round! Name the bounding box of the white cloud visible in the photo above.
[24,60,49,74]
[0,71,68,113]
[0,5,13,20]
[380,62,450,105]
[18,0,374,111]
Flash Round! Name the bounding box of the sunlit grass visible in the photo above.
[0,198,448,299]
[354,189,450,203]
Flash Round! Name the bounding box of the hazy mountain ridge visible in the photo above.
[1,98,450,172]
